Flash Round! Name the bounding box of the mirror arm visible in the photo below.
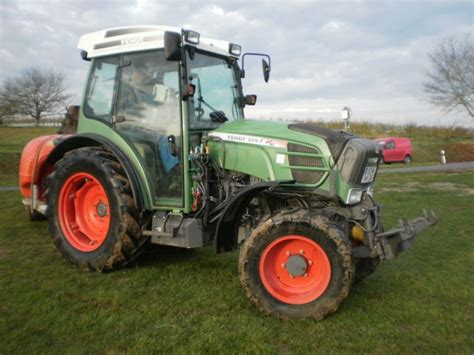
[240,52,271,78]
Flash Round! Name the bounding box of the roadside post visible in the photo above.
[440,149,447,164]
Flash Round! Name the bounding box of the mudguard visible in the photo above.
[214,180,293,253]
[44,133,146,210]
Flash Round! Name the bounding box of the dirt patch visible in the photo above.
[427,182,474,196]
[379,181,420,193]
[379,181,474,195]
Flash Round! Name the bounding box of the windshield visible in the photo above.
[187,51,243,130]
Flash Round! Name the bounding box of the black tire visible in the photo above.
[26,206,46,221]
[239,209,354,320]
[354,257,380,283]
[404,155,412,164]
[47,147,148,271]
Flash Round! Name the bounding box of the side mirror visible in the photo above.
[80,50,91,62]
[240,53,271,82]
[164,31,182,61]
[262,59,270,82]
[242,94,257,106]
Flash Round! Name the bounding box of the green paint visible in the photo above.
[181,100,191,213]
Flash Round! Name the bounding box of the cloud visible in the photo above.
[0,0,472,127]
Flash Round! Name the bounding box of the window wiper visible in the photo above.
[209,110,228,123]
[192,73,228,123]
[197,97,228,122]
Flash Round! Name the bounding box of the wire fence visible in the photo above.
[0,115,63,128]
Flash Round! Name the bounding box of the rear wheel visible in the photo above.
[47,147,147,271]
[239,209,354,320]
[404,155,412,164]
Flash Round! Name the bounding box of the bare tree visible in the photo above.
[0,68,71,124]
[424,35,474,119]
[0,99,13,124]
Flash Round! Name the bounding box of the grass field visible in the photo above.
[0,127,58,186]
[1,170,473,353]
[0,127,473,352]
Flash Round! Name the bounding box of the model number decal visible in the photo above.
[209,132,287,148]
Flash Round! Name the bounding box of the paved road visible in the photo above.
[378,161,474,174]
[1,161,473,191]
[0,186,19,191]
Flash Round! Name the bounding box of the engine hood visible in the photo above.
[209,119,356,160]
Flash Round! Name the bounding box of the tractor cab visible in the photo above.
[76,26,264,209]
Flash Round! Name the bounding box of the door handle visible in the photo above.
[167,135,177,156]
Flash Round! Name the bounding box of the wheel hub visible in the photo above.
[96,201,108,217]
[285,254,307,277]
[258,235,332,304]
[58,172,111,252]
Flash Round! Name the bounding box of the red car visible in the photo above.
[375,137,413,164]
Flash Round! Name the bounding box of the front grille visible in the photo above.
[290,169,324,184]
[287,143,325,184]
[288,155,324,168]
[287,143,319,154]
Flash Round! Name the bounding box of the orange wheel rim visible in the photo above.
[58,172,110,252]
[259,235,331,305]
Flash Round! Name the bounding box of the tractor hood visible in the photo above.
[210,119,356,161]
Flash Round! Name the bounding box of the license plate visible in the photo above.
[361,166,377,183]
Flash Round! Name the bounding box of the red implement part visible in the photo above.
[19,135,62,199]
[58,172,110,252]
[259,235,331,305]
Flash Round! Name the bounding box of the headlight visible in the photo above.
[367,185,374,196]
[229,43,242,56]
[346,188,363,204]
[184,30,200,44]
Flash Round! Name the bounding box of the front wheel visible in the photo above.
[47,147,147,271]
[239,209,354,320]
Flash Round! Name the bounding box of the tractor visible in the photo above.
[19,26,437,320]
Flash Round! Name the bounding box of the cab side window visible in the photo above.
[385,141,395,150]
[83,56,120,122]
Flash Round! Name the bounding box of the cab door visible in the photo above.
[114,50,184,207]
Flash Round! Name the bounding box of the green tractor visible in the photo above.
[19,26,436,320]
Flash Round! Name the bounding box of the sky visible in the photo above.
[0,0,473,127]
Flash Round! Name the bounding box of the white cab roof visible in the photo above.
[77,25,239,59]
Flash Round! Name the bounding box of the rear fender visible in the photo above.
[44,133,147,210]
